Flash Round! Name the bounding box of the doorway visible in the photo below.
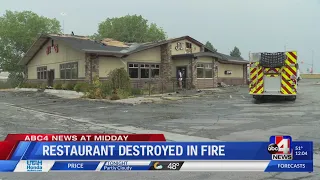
[176,66,187,88]
[48,69,55,87]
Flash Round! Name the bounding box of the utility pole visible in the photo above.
[60,12,67,34]
[312,50,314,74]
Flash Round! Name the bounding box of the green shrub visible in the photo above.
[22,83,37,88]
[53,83,62,89]
[0,81,13,89]
[66,83,75,90]
[74,83,81,92]
[39,83,47,89]
[117,89,130,99]
[30,83,38,88]
[74,82,89,92]
[108,68,131,92]
[7,73,23,88]
[101,81,113,96]
[94,87,104,99]
[142,83,158,95]
[110,93,120,100]
[85,68,131,100]
[61,83,69,90]
[85,76,102,98]
[19,83,28,88]
[131,88,143,95]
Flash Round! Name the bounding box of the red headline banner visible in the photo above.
[0,141,18,160]
[4,134,166,142]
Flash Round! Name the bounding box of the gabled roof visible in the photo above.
[52,35,127,52]
[215,52,245,61]
[120,35,206,54]
[19,34,206,65]
[19,34,129,65]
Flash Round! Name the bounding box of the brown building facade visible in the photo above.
[19,34,248,90]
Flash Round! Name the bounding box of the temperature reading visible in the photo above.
[167,163,180,170]
[149,161,184,171]
[295,146,303,151]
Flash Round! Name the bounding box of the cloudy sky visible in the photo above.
[1,0,319,72]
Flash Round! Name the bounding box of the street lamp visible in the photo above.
[300,50,315,74]
[60,12,67,34]
[301,61,313,73]
[311,50,314,74]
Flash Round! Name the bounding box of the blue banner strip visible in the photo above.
[14,141,312,161]
[265,160,313,172]
[51,161,100,171]
[0,161,19,172]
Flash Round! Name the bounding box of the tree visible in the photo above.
[95,15,167,43]
[0,10,61,86]
[230,46,242,58]
[205,41,217,52]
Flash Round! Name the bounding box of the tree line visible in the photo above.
[204,41,242,59]
[0,10,242,86]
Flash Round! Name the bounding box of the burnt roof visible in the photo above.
[51,35,127,52]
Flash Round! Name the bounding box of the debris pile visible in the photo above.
[100,38,129,47]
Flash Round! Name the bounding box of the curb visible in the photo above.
[15,88,38,92]
[44,89,84,96]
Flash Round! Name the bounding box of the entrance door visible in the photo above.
[48,69,55,87]
[176,66,187,88]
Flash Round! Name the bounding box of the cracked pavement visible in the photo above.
[0,79,319,179]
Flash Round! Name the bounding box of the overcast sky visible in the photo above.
[1,0,319,72]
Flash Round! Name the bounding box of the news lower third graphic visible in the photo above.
[0,134,314,172]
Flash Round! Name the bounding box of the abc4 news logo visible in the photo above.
[268,143,293,160]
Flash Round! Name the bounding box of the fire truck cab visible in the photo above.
[249,51,298,102]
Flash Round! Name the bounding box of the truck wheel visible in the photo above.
[287,96,296,101]
[253,96,264,104]
[253,95,262,100]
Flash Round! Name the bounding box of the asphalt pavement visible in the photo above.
[0,79,319,180]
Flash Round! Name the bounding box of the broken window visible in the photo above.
[128,63,139,78]
[37,66,47,79]
[60,62,78,79]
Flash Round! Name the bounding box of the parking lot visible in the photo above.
[0,79,319,180]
